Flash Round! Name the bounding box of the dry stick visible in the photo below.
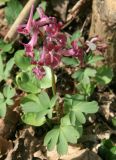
[4,0,39,42]
[62,0,86,29]
[80,14,91,33]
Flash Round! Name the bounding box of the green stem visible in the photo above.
[51,68,56,96]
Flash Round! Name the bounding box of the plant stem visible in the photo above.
[51,68,56,96]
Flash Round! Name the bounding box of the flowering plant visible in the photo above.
[15,6,113,155]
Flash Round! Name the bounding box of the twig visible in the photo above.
[62,0,86,29]
[80,14,91,33]
[4,0,39,42]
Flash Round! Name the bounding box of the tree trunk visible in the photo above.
[89,0,116,69]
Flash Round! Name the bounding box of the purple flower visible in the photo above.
[44,33,67,53]
[45,22,63,37]
[61,40,83,63]
[39,44,61,69]
[21,31,38,58]
[44,53,61,68]
[32,17,57,31]
[32,66,46,79]
[53,33,67,48]
[18,6,94,79]
[35,7,57,33]
[17,5,34,35]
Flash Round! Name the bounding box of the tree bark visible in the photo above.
[89,0,116,68]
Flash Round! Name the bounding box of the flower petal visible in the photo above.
[33,66,46,79]
[17,5,34,34]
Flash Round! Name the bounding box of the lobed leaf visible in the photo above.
[4,57,14,80]
[72,101,99,114]
[16,72,41,93]
[39,66,57,89]
[14,50,31,71]
[96,66,113,85]
[3,85,15,99]
[38,91,51,109]
[0,102,6,118]
[57,131,68,155]
[22,112,46,126]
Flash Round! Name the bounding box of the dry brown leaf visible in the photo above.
[0,136,13,156]
[47,145,102,160]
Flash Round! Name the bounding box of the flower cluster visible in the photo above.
[17,6,107,79]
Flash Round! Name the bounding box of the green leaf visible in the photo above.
[44,124,80,155]
[66,37,72,48]
[71,94,85,101]
[21,94,41,104]
[84,68,96,78]
[5,98,14,105]
[87,54,104,65]
[50,95,58,108]
[75,120,83,136]
[62,57,79,66]
[4,57,14,79]
[0,54,4,81]
[21,101,43,113]
[74,68,96,96]
[71,31,81,42]
[96,66,113,85]
[77,78,95,97]
[98,139,116,160]
[57,131,68,155]
[61,114,71,126]
[0,102,6,117]
[44,127,59,151]
[21,91,55,121]
[112,117,116,127]
[73,101,99,114]
[110,146,116,158]
[5,0,23,24]
[22,112,46,126]
[38,91,51,109]
[0,40,12,53]
[36,109,49,119]
[16,72,41,93]
[74,111,86,124]
[3,85,15,99]
[72,69,84,80]
[70,110,86,125]
[40,0,47,11]
[39,66,57,89]
[72,67,96,81]
[21,97,50,126]
[14,50,31,71]
[0,92,4,103]
[61,125,79,143]
[64,99,99,125]
[47,109,53,119]
[64,96,73,113]
[21,92,52,120]
[70,111,76,125]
